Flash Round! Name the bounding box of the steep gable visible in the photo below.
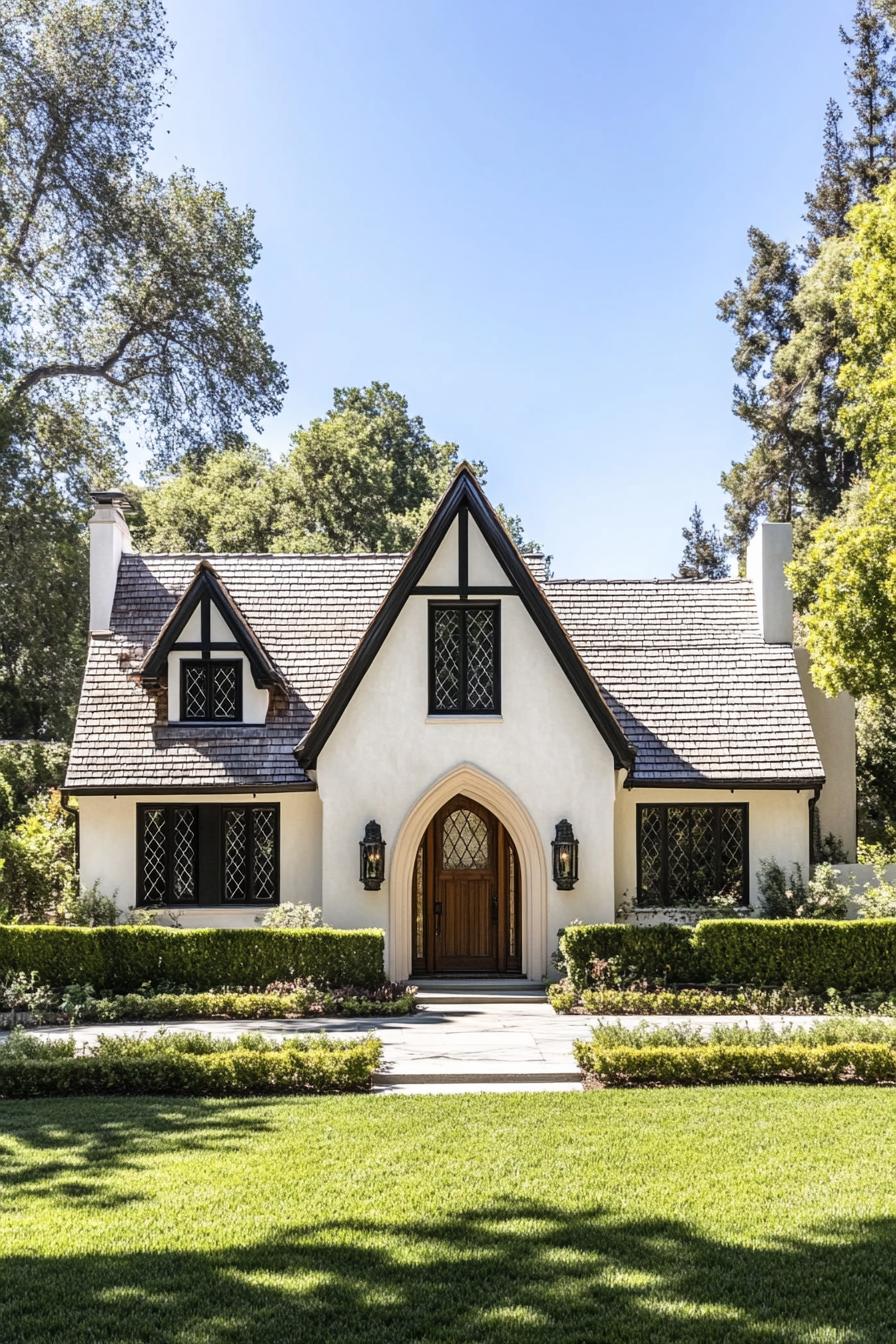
[294,464,634,770]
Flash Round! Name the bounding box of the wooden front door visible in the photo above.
[412,795,522,975]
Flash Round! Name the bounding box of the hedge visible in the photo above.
[560,923,698,990]
[66,987,417,1022]
[0,1031,382,1097]
[691,919,896,993]
[561,919,896,994]
[573,1040,896,1087]
[0,926,385,992]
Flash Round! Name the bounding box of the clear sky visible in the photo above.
[148,0,850,577]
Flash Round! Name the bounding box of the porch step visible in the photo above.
[411,978,549,1006]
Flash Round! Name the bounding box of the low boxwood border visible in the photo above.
[0,1031,382,1098]
[574,1040,896,1087]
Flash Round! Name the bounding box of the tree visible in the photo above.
[0,0,286,467]
[837,176,896,472]
[787,469,896,698]
[717,3,896,562]
[0,0,285,736]
[804,100,853,258]
[130,444,281,553]
[841,1,896,200]
[675,505,728,579]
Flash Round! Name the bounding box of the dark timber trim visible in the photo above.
[138,561,285,691]
[295,463,634,769]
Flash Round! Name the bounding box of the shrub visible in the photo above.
[0,925,386,991]
[52,981,417,1023]
[574,1040,896,1086]
[560,923,698,991]
[757,859,850,919]
[57,881,119,927]
[855,866,896,918]
[257,902,323,929]
[572,984,820,1016]
[691,918,896,992]
[0,792,76,922]
[573,1019,896,1085]
[0,1027,382,1097]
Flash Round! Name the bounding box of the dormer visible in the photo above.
[138,561,284,725]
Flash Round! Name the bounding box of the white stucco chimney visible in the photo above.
[88,489,134,632]
[746,521,793,644]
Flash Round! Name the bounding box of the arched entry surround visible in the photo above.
[388,763,549,982]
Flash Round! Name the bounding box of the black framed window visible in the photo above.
[428,603,500,714]
[636,803,748,907]
[137,803,279,905]
[180,659,242,722]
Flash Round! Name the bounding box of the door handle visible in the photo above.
[491,890,498,924]
[434,900,443,937]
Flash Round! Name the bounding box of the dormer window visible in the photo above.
[429,603,500,715]
[180,659,243,722]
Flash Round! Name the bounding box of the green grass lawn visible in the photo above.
[1,1090,895,1343]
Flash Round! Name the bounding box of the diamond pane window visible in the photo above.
[637,804,748,908]
[429,605,499,714]
[442,808,490,869]
[138,804,278,906]
[179,660,242,722]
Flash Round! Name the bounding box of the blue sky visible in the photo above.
[149,0,849,577]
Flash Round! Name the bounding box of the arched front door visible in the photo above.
[412,794,522,975]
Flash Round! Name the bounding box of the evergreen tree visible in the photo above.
[675,505,728,579]
[804,100,854,257]
[841,1,896,200]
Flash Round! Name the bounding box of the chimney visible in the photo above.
[746,521,793,644]
[89,490,134,632]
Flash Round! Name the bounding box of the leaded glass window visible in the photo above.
[429,604,500,714]
[138,803,278,906]
[179,660,242,722]
[636,803,748,907]
[442,808,491,869]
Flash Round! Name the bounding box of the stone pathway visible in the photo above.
[3,1002,840,1094]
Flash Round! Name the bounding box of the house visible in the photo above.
[65,466,855,982]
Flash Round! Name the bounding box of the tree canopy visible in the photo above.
[0,0,285,736]
[675,505,728,579]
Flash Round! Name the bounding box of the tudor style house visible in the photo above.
[66,466,856,981]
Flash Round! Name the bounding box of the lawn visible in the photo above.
[1,1090,895,1343]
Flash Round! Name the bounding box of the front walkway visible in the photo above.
[5,1002,837,1094]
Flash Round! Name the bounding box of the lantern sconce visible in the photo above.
[552,819,578,890]
[359,819,386,890]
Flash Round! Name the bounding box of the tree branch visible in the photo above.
[6,322,151,403]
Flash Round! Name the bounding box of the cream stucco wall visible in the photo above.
[314,518,618,980]
[78,790,321,926]
[166,603,269,723]
[613,785,812,912]
[795,646,856,860]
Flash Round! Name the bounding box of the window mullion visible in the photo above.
[460,608,469,713]
[661,807,669,907]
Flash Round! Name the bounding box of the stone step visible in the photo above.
[412,978,548,1006]
[373,1066,580,1085]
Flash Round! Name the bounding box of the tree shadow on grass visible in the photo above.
[0,1097,277,1209]
[2,1197,896,1343]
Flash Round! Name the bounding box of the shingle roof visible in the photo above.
[66,558,823,791]
[543,578,823,785]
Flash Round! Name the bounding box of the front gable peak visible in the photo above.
[295,465,634,769]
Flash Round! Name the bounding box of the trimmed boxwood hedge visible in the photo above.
[0,1032,382,1098]
[562,919,896,994]
[0,926,385,992]
[574,1040,896,1087]
[560,923,699,990]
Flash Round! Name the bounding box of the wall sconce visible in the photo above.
[552,819,578,890]
[359,819,386,890]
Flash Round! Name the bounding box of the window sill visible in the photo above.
[425,715,503,723]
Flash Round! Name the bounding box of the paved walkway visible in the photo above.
[5,1002,838,1094]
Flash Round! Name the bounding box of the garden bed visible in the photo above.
[0,1028,382,1097]
[0,977,417,1027]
